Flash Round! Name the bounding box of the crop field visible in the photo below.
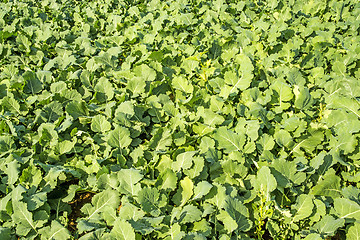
[0,0,360,239]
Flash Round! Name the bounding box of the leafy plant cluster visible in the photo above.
[1,0,360,239]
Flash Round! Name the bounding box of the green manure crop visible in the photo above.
[0,0,360,239]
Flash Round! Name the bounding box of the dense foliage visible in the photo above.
[1,0,360,239]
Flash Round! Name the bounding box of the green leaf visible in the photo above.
[172,76,193,94]
[213,127,246,153]
[91,115,111,133]
[55,140,75,155]
[165,223,185,240]
[197,107,224,128]
[50,81,67,94]
[181,58,199,73]
[313,215,344,236]
[327,96,360,120]
[330,134,357,155]
[94,77,114,102]
[42,101,63,122]
[311,169,341,198]
[271,158,306,187]
[116,101,135,116]
[133,64,156,82]
[179,177,194,207]
[193,219,211,236]
[130,216,164,235]
[310,152,326,170]
[287,68,306,86]
[217,197,252,233]
[254,166,277,200]
[0,228,12,239]
[291,194,314,223]
[4,160,18,185]
[16,34,31,53]
[27,191,47,211]
[36,71,52,84]
[205,183,227,209]
[149,128,172,152]
[342,186,360,204]
[78,229,106,240]
[192,181,213,201]
[274,129,293,148]
[156,169,178,191]
[303,233,322,240]
[271,81,293,110]
[95,52,117,68]
[110,219,135,240]
[38,123,58,147]
[332,61,346,76]
[291,130,324,156]
[12,201,36,236]
[118,169,143,196]
[23,71,42,94]
[224,54,253,93]
[347,222,360,240]
[127,77,146,97]
[66,101,89,119]
[2,96,21,116]
[172,151,197,172]
[173,177,193,207]
[183,156,204,179]
[199,136,215,153]
[294,86,313,110]
[137,187,160,217]
[0,136,14,153]
[107,126,132,149]
[80,190,120,221]
[178,205,202,224]
[118,202,144,221]
[334,198,360,221]
[39,220,71,240]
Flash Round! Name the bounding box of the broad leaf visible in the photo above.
[311,169,341,198]
[110,219,135,240]
[213,127,246,153]
[347,222,360,240]
[192,181,213,201]
[172,151,196,172]
[253,166,277,201]
[80,190,120,221]
[39,220,71,240]
[217,197,252,233]
[91,115,111,133]
[334,198,360,221]
[291,194,314,223]
[118,169,143,196]
[107,126,132,149]
[137,187,160,217]
[12,201,36,236]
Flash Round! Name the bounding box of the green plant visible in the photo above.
[0,0,360,239]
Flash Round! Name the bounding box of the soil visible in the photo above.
[67,191,95,233]
[262,229,273,239]
[331,232,342,240]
